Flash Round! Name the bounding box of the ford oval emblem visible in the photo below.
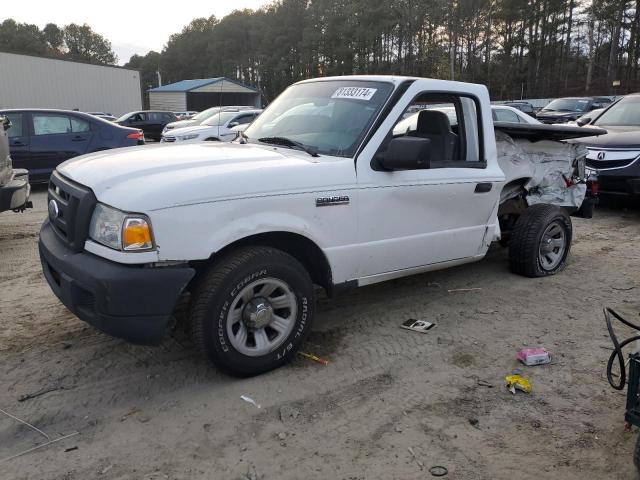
[597,151,606,160]
[48,199,59,219]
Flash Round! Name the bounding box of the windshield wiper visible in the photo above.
[258,136,319,157]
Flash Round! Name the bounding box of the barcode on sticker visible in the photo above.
[331,87,377,101]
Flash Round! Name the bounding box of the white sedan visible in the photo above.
[395,105,539,135]
[491,105,541,124]
[161,109,262,143]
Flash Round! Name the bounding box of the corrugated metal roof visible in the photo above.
[148,77,257,93]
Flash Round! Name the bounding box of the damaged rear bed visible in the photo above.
[494,122,606,210]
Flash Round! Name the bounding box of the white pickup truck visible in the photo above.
[39,76,602,376]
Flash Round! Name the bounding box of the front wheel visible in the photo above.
[190,247,314,376]
[509,204,572,277]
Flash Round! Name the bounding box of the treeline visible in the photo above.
[0,19,116,64]
[128,0,640,102]
[4,0,640,102]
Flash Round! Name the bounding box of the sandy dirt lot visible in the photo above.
[1,188,640,480]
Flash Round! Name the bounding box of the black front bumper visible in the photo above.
[598,175,640,196]
[39,220,195,345]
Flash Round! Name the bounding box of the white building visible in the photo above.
[0,51,142,116]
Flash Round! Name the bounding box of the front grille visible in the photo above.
[163,136,176,142]
[586,157,638,169]
[48,171,97,252]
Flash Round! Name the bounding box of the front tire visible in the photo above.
[190,247,314,376]
[509,204,572,277]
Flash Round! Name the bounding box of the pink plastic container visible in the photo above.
[517,347,551,366]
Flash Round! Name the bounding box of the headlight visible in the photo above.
[89,203,154,251]
[178,134,199,141]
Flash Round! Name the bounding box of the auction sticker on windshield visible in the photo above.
[332,87,377,101]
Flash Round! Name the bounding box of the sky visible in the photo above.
[3,0,270,64]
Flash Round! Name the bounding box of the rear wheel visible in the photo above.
[509,204,572,277]
[190,247,314,376]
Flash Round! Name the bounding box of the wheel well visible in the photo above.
[204,137,219,141]
[498,177,530,216]
[498,178,530,244]
[197,232,333,293]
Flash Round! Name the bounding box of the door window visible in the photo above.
[386,92,483,168]
[70,117,90,132]
[33,114,73,135]
[148,112,168,122]
[5,113,24,137]
[232,114,255,125]
[33,114,90,135]
[494,108,520,123]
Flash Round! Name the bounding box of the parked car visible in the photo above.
[161,109,262,143]
[116,111,177,141]
[0,115,30,213]
[395,105,538,135]
[503,101,536,117]
[162,106,256,134]
[174,111,198,120]
[0,109,145,183]
[572,93,640,197]
[38,75,600,376]
[570,109,604,126]
[492,105,541,124]
[536,97,606,124]
[87,112,117,122]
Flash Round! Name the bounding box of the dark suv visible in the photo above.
[0,109,145,183]
[116,111,178,141]
[504,101,536,117]
[572,93,640,197]
[536,97,609,124]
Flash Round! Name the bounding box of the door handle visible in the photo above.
[474,182,493,193]
[71,136,87,142]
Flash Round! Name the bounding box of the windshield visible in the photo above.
[543,98,590,112]
[115,113,132,122]
[243,80,394,157]
[191,107,221,122]
[594,96,640,127]
[202,112,238,127]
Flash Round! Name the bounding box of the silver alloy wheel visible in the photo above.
[538,221,566,270]
[226,277,298,357]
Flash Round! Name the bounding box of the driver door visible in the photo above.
[355,80,504,281]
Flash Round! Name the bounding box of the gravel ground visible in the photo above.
[1,188,640,480]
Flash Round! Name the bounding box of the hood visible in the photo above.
[166,119,198,130]
[570,125,640,148]
[165,124,218,137]
[57,143,355,212]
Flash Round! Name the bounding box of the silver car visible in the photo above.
[0,116,30,213]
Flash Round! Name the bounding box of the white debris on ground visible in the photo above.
[496,131,587,208]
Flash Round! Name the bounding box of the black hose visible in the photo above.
[605,307,640,390]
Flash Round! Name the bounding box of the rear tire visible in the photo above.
[190,247,314,376]
[509,204,572,277]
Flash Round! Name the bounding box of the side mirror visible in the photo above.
[228,122,239,128]
[1,116,10,132]
[576,117,590,127]
[375,137,431,170]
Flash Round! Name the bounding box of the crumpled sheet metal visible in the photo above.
[496,131,587,208]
